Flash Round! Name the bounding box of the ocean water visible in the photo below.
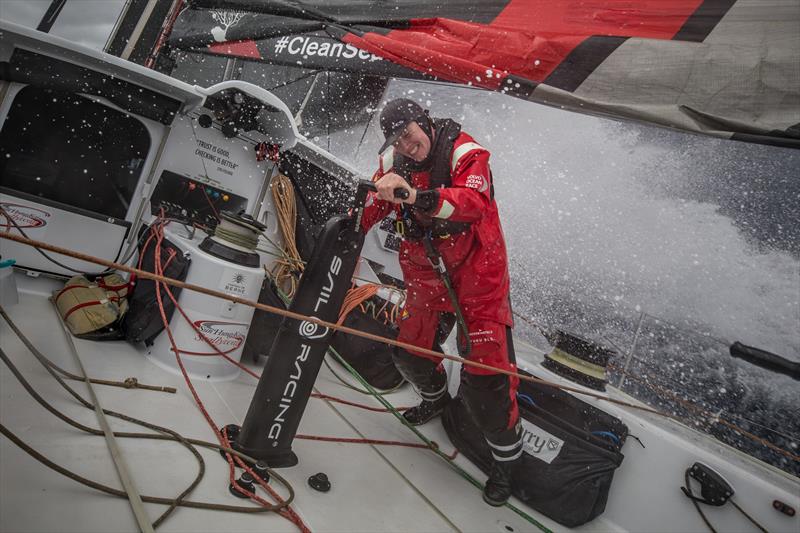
[325,79,800,475]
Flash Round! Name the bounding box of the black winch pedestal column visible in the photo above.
[232,180,386,467]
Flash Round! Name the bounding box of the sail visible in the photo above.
[168,0,800,148]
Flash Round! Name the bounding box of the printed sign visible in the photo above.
[194,139,240,176]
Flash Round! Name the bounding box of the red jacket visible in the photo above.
[361,132,512,326]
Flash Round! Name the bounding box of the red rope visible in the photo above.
[51,219,470,529]
[150,220,310,532]
[149,240,410,415]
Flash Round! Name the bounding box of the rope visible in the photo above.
[682,470,770,533]
[2,231,797,465]
[53,309,154,532]
[338,283,379,324]
[148,218,311,532]
[0,424,287,515]
[214,225,259,250]
[296,434,458,458]
[325,347,552,533]
[266,270,408,397]
[132,224,408,418]
[0,304,299,513]
[322,354,405,395]
[0,304,175,394]
[269,173,305,299]
[609,361,800,463]
[0,336,294,525]
[730,499,770,533]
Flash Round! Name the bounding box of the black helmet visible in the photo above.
[378,98,427,153]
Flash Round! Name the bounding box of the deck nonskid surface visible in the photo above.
[4,283,798,533]
[0,288,542,533]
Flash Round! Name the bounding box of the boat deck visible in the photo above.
[2,275,798,532]
[1,278,557,532]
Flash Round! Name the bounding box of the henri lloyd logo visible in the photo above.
[267,254,344,443]
[0,202,51,229]
[192,320,247,354]
[273,36,384,63]
[520,419,564,464]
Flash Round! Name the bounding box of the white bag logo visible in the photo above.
[520,419,564,464]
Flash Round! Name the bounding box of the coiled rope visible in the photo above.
[269,173,305,299]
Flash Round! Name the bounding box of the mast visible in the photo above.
[36,0,68,33]
[105,0,181,67]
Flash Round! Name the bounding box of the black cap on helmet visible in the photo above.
[378,98,427,154]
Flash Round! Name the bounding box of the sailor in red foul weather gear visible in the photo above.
[360,98,523,506]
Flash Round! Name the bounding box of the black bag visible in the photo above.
[328,305,405,390]
[242,278,287,363]
[122,230,191,345]
[442,372,628,527]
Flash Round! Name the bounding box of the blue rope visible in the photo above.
[517,393,536,407]
[592,431,620,446]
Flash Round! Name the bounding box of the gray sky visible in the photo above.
[0,0,126,50]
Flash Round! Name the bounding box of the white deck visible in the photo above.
[2,275,799,533]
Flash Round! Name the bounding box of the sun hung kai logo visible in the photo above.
[0,202,51,229]
[192,320,247,354]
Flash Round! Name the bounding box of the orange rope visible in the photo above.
[338,283,405,326]
[337,284,379,325]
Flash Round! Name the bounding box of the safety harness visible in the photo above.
[393,118,480,356]
[394,118,472,241]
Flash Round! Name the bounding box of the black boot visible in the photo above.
[482,458,518,506]
[402,392,451,425]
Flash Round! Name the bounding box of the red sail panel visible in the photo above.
[208,39,262,59]
[345,0,704,88]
